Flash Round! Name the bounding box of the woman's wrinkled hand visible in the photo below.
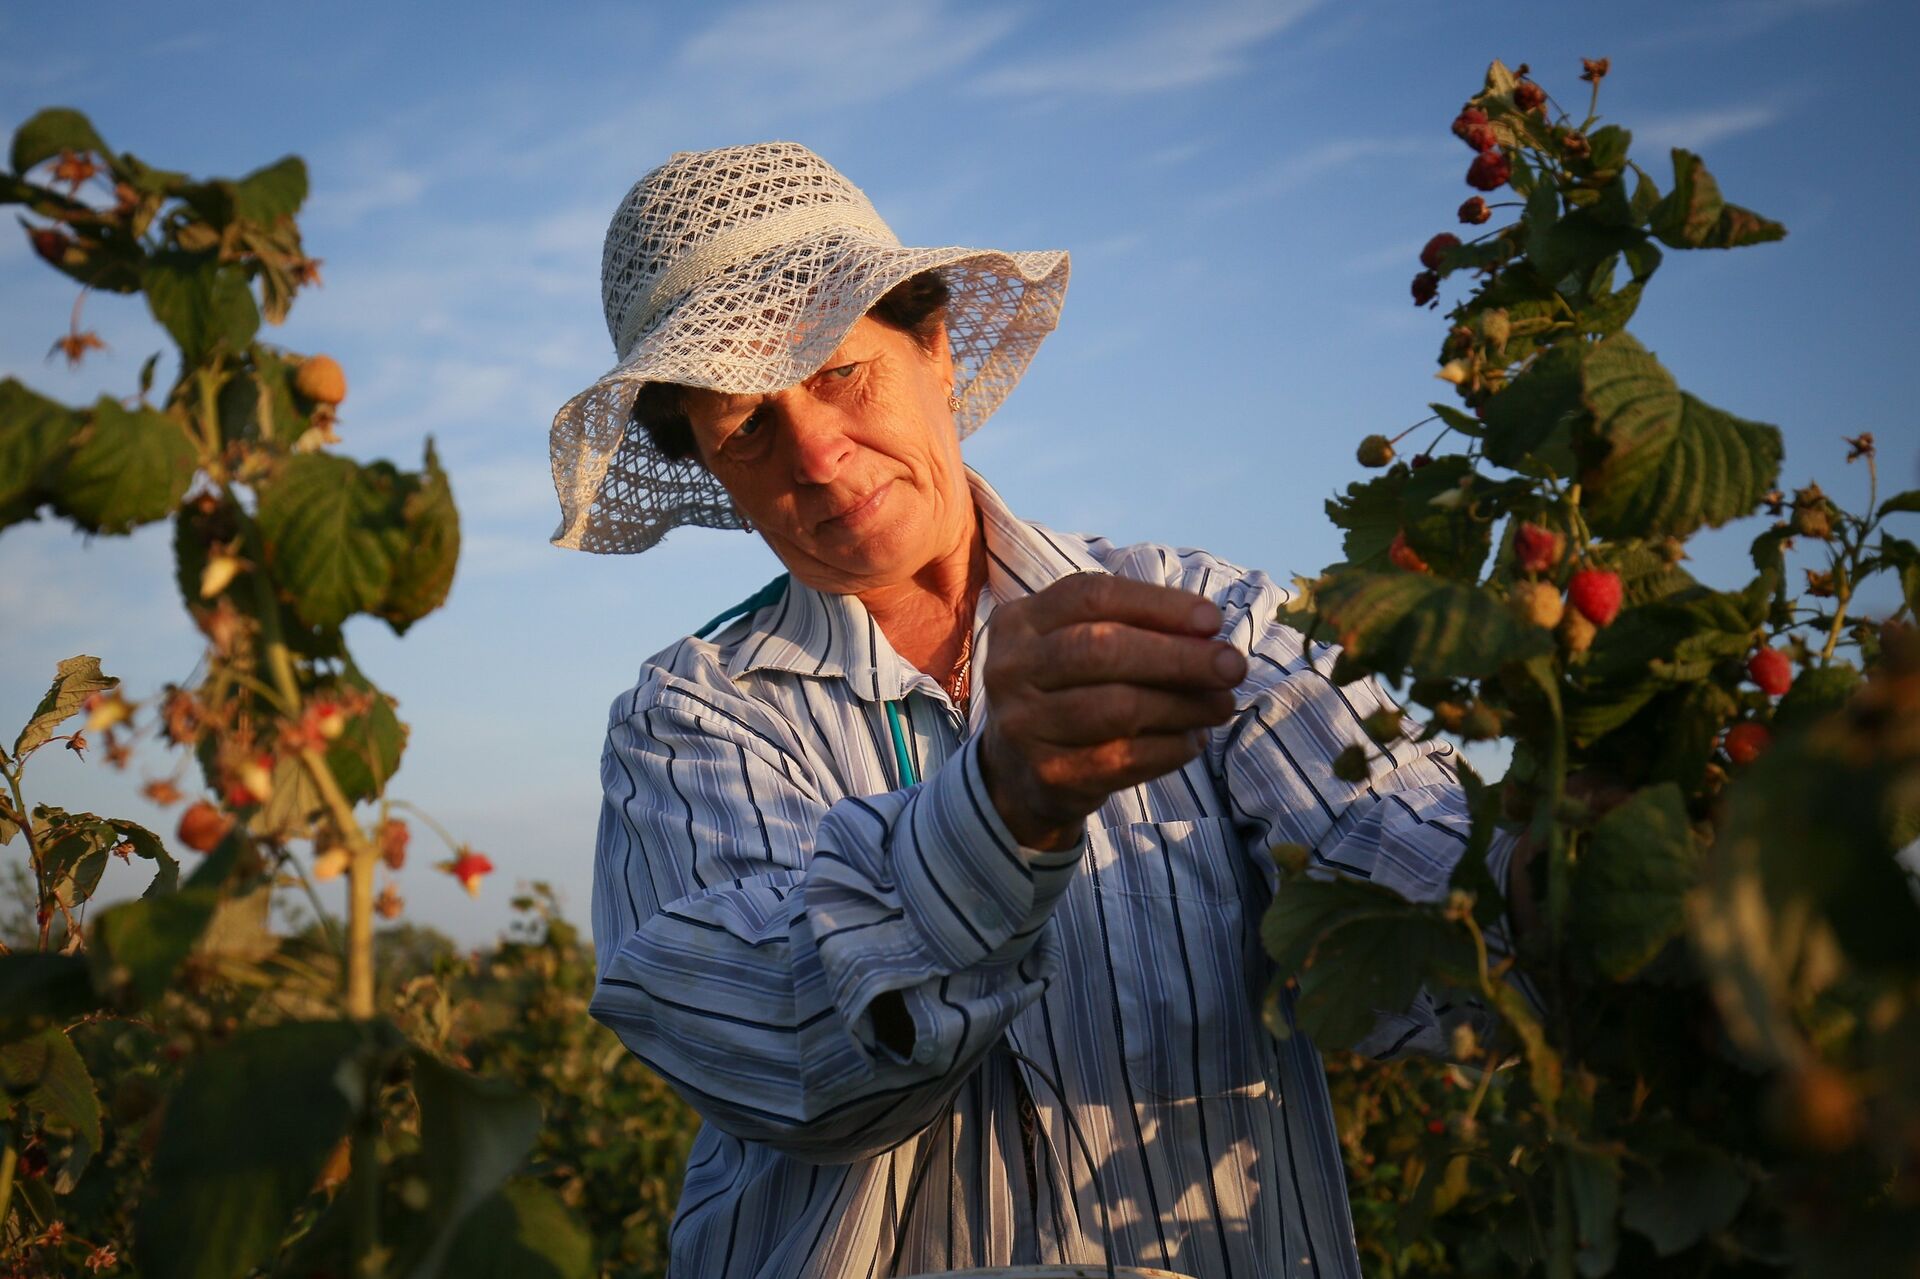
[977,573,1246,851]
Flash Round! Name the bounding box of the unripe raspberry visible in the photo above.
[1420,233,1461,270]
[1791,483,1833,540]
[1466,149,1513,191]
[1458,196,1492,225]
[1509,581,1565,629]
[1388,530,1430,574]
[1357,434,1396,468]
[378,818,410,871]
[1512,522,1563,573]
[294,354,348,406]
[1723,722,1771,766]
[1558,607,1597,656]
[1566,568,1623,627]
[1747,648,1793,697]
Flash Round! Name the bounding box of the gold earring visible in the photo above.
[947,392,961,412]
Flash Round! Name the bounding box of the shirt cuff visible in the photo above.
[893,732,1085,970]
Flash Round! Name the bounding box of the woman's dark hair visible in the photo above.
[631,269,951,465]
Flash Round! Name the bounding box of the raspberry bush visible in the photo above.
[0,109,605,1278]
[1269,61,1920,1276]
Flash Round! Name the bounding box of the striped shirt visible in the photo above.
[589,467,1508,1278]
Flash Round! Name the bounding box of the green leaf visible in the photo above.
[1649,150,1785,249]
[1621,1146,1750,1256]
[0,1027,101,1184]
[0,377,84,529]
[1428,402,1484,439]
[1314,569,1554,681]
[231,155,308,224]
[1878,489,1920,519]
[36,806,118,909]
[1327,470,1406,567]
[52,398,198,534]
[1578,333,1682,511]
[1261,875,1471,1049]
[135,1020,369,1279]
[9,108,109,176]
[324,664,407,805]
[256,453,409,629]
[434,1179,594,1279]
[111,817,180,896]
[0,954,95,1043]
[397,1051,544,1279]
[1564,1147,1622,1276]
[1773,662,1861,732]
[1584,392,1783,540]
[14,655,115,758]
[1650,150,1724,248]
[381,438,461,633]
[1586,126,1632,177]
[88,886,220,1007]
[1574,783,1696,979]
[1483,342,1584,473]
[142,251,261,365]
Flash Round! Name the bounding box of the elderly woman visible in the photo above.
[550,143,1503,1278]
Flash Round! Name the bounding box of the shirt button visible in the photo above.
[912,1040,935,1065]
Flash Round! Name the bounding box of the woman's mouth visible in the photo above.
[823,480,892,531]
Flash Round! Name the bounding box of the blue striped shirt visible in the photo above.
[589,468,1508,1277]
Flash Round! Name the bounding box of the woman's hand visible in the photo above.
[977,573,1246,851]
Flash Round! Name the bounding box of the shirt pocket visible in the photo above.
[1086,817,1266,1101]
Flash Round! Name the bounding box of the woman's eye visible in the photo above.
[737,409,768,437]
[825,363,857,379]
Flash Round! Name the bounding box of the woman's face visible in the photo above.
[679,316,971,596]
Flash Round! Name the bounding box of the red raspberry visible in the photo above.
[1747,648,1793,697]
[28,226,68,263]
[1388,530,1430,574]
[1724,722,1771,766]
[1513,81,1546,112]
[1458,196,1491,225]
[1411,270,1439,307]
[1512,522,1564,573]
[1427,1119,1447,1136]
[177,799,232,854]
[1566,567,1622,627]
[1466,149,1513,191]
[1450,107,1498,152]
[1420,233,1461,270]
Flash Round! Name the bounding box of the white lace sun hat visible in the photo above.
[547,141,1072,554]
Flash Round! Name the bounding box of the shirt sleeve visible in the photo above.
[1198,561,1522,1062]
[587,665,1084,1163]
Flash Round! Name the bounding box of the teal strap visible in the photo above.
[694,573,791,639]
[885,700,918,787]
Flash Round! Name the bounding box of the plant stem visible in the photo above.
[0,1136,16,1239]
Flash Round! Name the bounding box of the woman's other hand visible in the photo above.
[978,574,1245,851]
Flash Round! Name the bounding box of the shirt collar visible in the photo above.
[721,466,1106,703]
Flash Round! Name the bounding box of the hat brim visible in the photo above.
[548,234,1069,554]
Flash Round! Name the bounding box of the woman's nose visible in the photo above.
[782,396,855,486]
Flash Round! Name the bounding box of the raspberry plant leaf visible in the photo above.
[1577,332,1682,507]
[1571,782,1695,979]
[1649,149,1785,250]
[1482,341,1584,473]
[434,1177,595,1279]
[1314,569,1554,680]
[1618,1144,1750,1257]
[6,107,110,176]
[51,398,199,534]
[0,1026,102,1187]
[1583,392,1783,540]
[0,377,84,529]
[398,1049,545,1279]
[324,665,407,804]
[34,806,119,908]
[87,884,221,1008]
[380,438,461,634]
[256,452,409,629]
[141,250,261,366]
[229,154,308,226]
[134,1020,374,1279]
[0,953,95,1043]
[13,655,115,758]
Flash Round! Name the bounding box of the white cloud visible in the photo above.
[1633,103,1782,151]
[972,0,1322,97]
[1195,135,1435,213]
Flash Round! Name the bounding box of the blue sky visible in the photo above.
[3,0,1914,943]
